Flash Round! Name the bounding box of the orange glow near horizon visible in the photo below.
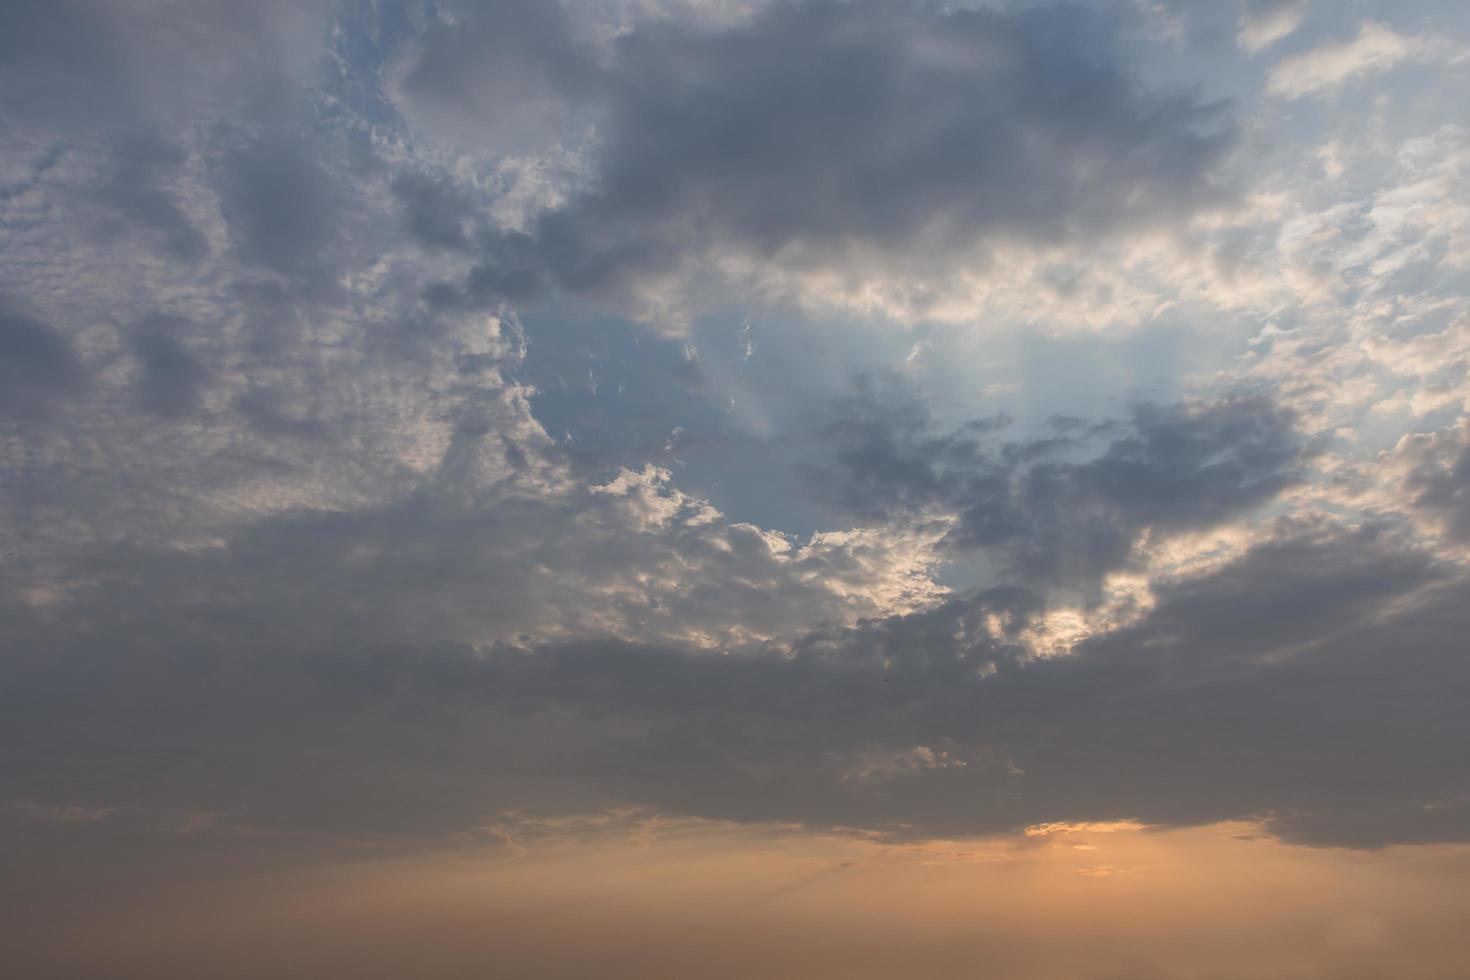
[13,818,1470,980]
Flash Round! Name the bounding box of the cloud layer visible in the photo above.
[2,0,1470,864]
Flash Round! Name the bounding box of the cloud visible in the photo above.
[21,454,946,654]
[0,0,329,130]
[91,130,208,262]
[1238,0,1307,54]
[0,300,87,421]
[1,519,1460,847]
[394,0,1236,322]
[568,0,1230,315]
[211,128,346,290]
[392,172,475,253]
[813,381,1305,593]
[1266,21,1414,99]
[1389,417,1470,543]
[386,0,602,155]
[130,316,210,420]
[0,302,951,658]
[0,0,1468,873]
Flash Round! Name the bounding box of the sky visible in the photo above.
[2,1,1470,977]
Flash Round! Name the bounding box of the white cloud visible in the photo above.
[1266,21,1414,99]
[1239,0,1308,55]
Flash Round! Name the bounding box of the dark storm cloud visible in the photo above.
[1,519,1462,847]
[0,301,87,421]
[815,383,1305,591]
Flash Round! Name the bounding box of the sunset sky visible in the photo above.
[3,1,1470,977]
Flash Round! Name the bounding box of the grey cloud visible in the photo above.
[232,386,330,441]
[1,0,1467,885]
[93,130,208,262]
[0,0,329,130]
[0,0,135,128]
[0,302,87,421]
[1399,420,1470,543]
[1,520,1461,847]
[423,229,549,309]
[815,383,1305,592]
[400,0,1236,312]
[131,318,209,420]
[212,129,345,289]
[992,398,1303,585]
[1004,523,1456,842]
[388,0,600,154]
[579,0,1230,252]
[392,172,474,252]
[0,406,934,660]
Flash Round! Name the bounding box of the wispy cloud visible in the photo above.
[1267,21,1416,98]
